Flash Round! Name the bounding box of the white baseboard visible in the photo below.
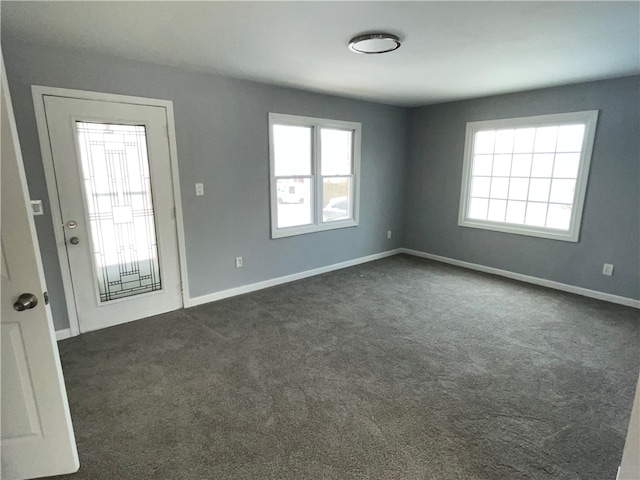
[54,245,636,338]
[401,248,640,309]
[55,328,73,341]
[186,248,403,308]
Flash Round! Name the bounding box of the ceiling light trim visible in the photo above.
[348,33,401,55]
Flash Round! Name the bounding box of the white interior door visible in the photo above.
[38,95,182,333]
[618,373,640,479]
[1,57,79,479]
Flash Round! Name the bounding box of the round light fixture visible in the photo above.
[348,33,401,54]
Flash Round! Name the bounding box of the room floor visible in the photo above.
[52,255,639,480]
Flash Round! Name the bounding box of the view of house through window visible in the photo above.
[269,113,361,238]
[458,111,598,242]
[272,124,313,228]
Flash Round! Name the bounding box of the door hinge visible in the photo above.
[43,291,49,305]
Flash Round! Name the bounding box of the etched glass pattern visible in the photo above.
[76,122,162,302]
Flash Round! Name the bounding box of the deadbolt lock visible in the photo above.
[67,220,77,229]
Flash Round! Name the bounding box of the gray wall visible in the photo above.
[2,39,410,331]
[3,38,638,332]
[405,76,640,300]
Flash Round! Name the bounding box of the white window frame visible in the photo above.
[458,111,599,242]
[269,113,361,239]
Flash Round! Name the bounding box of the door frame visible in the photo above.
[32,86,189,338]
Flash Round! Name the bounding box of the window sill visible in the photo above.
[272,219,358,239]
[458,218,579,242]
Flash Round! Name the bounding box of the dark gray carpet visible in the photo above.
[51,255,640,480]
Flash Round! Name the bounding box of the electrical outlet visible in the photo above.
[30,200,44,216]
[387,230,392,239]
[235,256,243,268]
[602,263,614,276]
[195,183,204,196]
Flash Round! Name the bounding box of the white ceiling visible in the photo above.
[2,1,639,107]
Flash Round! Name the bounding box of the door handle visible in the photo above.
[13,293,38,311]
[69,237,79,245]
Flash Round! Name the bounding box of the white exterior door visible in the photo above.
[36,94,183,333]
[1,59,79,479]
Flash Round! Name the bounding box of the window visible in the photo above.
[269,113,361,238]
[458,111,598,242]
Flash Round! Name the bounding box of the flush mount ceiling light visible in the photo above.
[348,33,401,54]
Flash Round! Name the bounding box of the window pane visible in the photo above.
[468,198,488,220]
[460,112,596,240]
[76,122,162,302]
[471,177,491,197]
[556,125,584,152]
[528,178,551,202]
[525,202,548,226]
[487,199,507,222]
[534,126,559,153]
[492,154,512,176]
[546,203,572,230]
[511,154,532,177]
[321,129,352,175]
[474,131,495,154]
[513,128,535,153]
[508,178,529,200]
[549,179,576,204]
[322,177,351,222]
[276,178,312,228]
[553,153,580,178]
[273,125,311,176]
[531,153,554,177]
[472,155,493,176]
[506,200,526,224]
[489,177,509,199]
[494,129,515,154]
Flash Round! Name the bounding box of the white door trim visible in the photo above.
[32,86,189,337]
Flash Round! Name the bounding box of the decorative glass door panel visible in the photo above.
[39,93,182,333]
[75,122,162,302]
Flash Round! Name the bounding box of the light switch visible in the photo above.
[195,183,204,196]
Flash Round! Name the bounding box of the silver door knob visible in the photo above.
[69,237,79,245]
[14,293,38,311]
